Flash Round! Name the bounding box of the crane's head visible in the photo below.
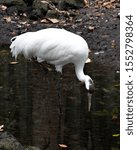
[84,75,94,93]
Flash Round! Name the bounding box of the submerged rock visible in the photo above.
[0,132,41,150]
[0,132,24,150]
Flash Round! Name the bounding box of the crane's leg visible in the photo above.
[55,65,63,114]
[55,72,63,115]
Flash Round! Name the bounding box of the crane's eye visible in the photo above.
[89,79,93,85]
[11,37,16,42]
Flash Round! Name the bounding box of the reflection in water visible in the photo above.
[0,49,119,150]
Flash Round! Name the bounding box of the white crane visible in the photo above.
[10,28,94,92]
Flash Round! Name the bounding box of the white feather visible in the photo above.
[10,28,94,91]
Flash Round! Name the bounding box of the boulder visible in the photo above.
[57,0,83,10]
[0,132,41,150]
[46,9,59,19]
[30,0,48,19]
[0,132,24,150]
[0,0,26,7]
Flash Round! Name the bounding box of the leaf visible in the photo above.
[111,40,116,48]
[41,0,48,4]
[40,19,48,23]
[83,0,90,8]
[94,51,104,55]
[19,21,28,25]
[22,13,27,17]
[46,18,59,24]
[103,2,111,7]
[112,134,120,137]
[3,16,11,23]
[112,115,118,120]
[0,5,7,11]
[0,125,4,132]
[88,26,95,31]
[58,144,68,148]
[10,61,18,65]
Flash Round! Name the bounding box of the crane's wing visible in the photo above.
[10,28,89,65]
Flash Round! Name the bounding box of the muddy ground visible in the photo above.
[0,0,120,70]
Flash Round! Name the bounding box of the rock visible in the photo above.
[23,0,34,6]
[46,10,59,19]
[0,132,24,150]
[58,0,83,10]
[32,0,48,13]
[0,0,26,7]
[30,0,48,19]
[50,0,59,5]
[0,0,27,14]
[0,132,41,150]
[49,0,84,9]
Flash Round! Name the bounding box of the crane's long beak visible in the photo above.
[87,92,92,112]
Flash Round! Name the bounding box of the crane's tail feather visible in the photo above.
[10,36,17,43]
[10,36,21,60]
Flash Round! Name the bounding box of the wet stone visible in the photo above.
[0,132,24,150]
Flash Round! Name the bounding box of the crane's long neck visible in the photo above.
[75,62,93,91]
[75,63,86,82]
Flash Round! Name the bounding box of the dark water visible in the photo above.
[0,49,120,150]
